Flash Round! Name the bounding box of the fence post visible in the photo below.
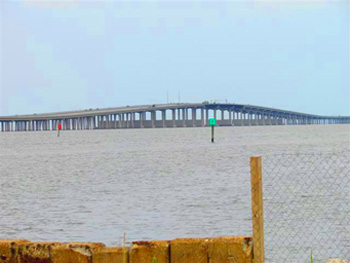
[250,156,265,263]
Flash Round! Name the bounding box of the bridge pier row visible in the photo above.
[1,104,349,132]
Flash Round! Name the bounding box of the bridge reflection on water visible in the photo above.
[0,103,349,132]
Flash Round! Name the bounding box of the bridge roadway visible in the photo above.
[0,103,349,132]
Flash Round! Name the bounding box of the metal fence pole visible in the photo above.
[251,156,265,263]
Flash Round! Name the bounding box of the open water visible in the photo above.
[0,125,349,259]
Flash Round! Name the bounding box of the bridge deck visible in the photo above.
[0,103,349,132]
[0,103,347,121]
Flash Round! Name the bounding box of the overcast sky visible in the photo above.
[0,0,349,116]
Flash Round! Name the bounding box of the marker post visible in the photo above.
[57,123,62,137]
[209,118,216,143]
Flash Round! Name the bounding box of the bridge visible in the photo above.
[0,103,349,132]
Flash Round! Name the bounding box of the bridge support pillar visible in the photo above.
[162,110,166,128]
[192,108,196,127]
[172,109,176,127]
[182,109,186,127]
[205,109,209,126]
[151,111,156,128]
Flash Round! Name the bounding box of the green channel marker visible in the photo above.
[209,118,216,142]
[209,118,216,126]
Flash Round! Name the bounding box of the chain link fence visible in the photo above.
[253,152,350,263]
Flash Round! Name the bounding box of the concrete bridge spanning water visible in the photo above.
[0,103,349,132]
